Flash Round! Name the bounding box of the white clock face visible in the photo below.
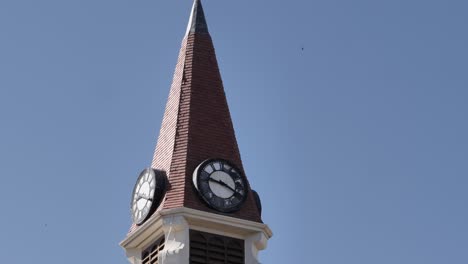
[131,169,156,225]
[209,170,236,198]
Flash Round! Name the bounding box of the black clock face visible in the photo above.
[193,159,247,213]
[131,168,165,225]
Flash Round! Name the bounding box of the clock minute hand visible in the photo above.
[209,178,236,192]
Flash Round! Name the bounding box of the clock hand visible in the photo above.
[137,195,153,201]
[209,178,236,193]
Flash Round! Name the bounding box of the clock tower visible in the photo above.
[120,1,272,263]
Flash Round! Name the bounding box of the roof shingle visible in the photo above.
[129,0,262,233]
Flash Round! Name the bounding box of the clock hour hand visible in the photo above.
[209,178,236,193]
[137,195,153,201]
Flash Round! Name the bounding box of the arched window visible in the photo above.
[190,230,244,264]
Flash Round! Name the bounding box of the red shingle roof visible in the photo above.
[129,0,262,233]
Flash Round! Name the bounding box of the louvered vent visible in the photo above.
[142,237,165,264]
[190,230,244,264]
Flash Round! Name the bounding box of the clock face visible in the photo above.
[131,168,164,225]
[193,159,247,213]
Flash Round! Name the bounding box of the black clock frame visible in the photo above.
[192,158,248,213]
[251,189,262,216]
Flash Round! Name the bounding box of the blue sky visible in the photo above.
[1,0,467,263]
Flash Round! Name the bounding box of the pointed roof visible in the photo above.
[185,0,209,35]
[145,0,262,225]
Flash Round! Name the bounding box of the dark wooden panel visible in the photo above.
[189,230,244,264]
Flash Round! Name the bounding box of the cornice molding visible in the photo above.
[120,207,272,250]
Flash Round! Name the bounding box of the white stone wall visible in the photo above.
[120,208,272,264]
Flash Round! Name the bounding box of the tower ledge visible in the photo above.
[121,207,272,264]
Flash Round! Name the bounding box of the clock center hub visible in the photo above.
[137,182,151,210]
[209,171,235,198]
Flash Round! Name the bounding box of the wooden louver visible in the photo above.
[142,237,165,264]
[190,230,244,264]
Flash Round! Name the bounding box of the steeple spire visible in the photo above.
[122,3,272,263]
[185,0,209,35]
[147,0,262,223]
